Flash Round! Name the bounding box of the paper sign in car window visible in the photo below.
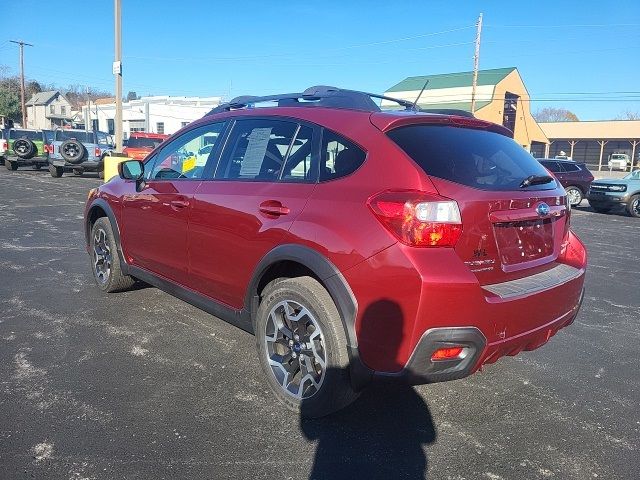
[239,128,272,177]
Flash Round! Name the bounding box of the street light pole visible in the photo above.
[113,0,123,152]
[9,40,33,127]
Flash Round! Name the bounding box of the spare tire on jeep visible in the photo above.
[13,138,36,159]
[60,139,87,163]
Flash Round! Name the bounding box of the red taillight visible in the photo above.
[95,147,101,157]
[368,190,462,247]
[431,346,465,361]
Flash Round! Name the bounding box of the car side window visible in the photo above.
[215,119,298,181]
[147,123,225,180]
[280,125,316,182]
[320,130,366,181]
[541,161,561,173]
[561,162,580,172]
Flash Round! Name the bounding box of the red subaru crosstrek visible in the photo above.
[84,86,587,417]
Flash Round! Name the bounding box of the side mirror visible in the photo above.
[119,159,144,181]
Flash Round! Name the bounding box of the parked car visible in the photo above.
[84,86,587,417]
[587,169,640,217]
[123,132,168,160]
[48,129,114,178]
[608,153,630,171]
[4,128,49,171]
[0,129,6,165]
[538,158,594,206]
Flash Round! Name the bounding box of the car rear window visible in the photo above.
[127,137,164,149]
[387,125,556,191]
[10,129,41,141]
[55,131,95,143]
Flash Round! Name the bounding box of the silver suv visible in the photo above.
[48,129,114,178]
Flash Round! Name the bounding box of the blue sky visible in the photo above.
[2,0,639,120]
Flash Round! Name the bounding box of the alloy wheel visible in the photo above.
[92,228,112,284]
[567,188,582,206]
[632,198,640,216]
[264,300,326,400]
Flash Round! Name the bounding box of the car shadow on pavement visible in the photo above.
[300,300,437,480]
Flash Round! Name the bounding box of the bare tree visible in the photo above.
[533,107,579,122]
[615,110,640,120]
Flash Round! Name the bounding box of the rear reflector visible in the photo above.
[431,346,465,361]
[368,190,462,247]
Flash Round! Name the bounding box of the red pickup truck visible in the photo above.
[123,132,168,160]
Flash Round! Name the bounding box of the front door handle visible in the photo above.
[259,200,290,216]
[170,199,190,210]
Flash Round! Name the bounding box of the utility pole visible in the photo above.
[113,0,123,152]
[470,13,483,114]
[9,40,33,127]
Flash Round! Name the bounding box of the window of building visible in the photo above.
[107,119,115,135]
[50,105,55,114]
[320,130,366,181]
[129,120,145,133]
[91,119,99,132]
[502,92,519,133]
[60,106,66,116]
[147,122,225,180]
[215,119,298,181]
[156,122,165,134]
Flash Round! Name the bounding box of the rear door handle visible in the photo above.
[259,200,290,216]
[170,199,190,210]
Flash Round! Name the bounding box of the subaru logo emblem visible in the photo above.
[536,202,550,217]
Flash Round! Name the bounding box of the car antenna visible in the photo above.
[411,80,430,110]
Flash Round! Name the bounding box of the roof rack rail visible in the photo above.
[206,86,418,115]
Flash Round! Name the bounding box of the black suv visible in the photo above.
[538,159,594,206]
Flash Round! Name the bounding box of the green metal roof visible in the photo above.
[416,100,491,112]
[386,67,516,92]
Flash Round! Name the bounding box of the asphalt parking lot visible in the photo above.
[0,167,638,480]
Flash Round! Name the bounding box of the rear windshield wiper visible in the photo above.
[520,174,554,188]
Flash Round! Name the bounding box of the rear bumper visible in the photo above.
[373,287,584,385]
[50,158,101,170]
[6,155,48,165]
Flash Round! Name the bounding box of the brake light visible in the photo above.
[368,190,462,247]
[95,147,101,157]
[431,346,465,361]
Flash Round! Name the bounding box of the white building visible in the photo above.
[81,95,222,138]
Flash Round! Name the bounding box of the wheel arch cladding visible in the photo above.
[86,199,127,269]
[247,244,359,350]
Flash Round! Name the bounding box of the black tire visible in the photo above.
[0,156,5,166]
[13,138,36,159]
[565,186,583,207]
[90,217,135,293]
[5,160,18,171]
[627,194,640,218]
[255,276,358,418]
[60,139,87,164]
[49,165,64,178]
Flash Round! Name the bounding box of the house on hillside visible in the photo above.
[384,67,548,152]
[25,91,74,130]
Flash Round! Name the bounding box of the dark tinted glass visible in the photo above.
[55,130,95,143]
[388,125,556,191]
[320,130,366,181]
[281,125,315,182]
[560,162,580,172]
[10,129,42,141]
[540,160,562,173]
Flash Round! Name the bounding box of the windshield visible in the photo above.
[10,129,42,141]
[127,137,165,149]
[624,170,640,180]
[55,130,95,143]
[611,154,627,160]
[387,125,556,191]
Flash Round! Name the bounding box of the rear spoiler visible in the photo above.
[370,112,513,138]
